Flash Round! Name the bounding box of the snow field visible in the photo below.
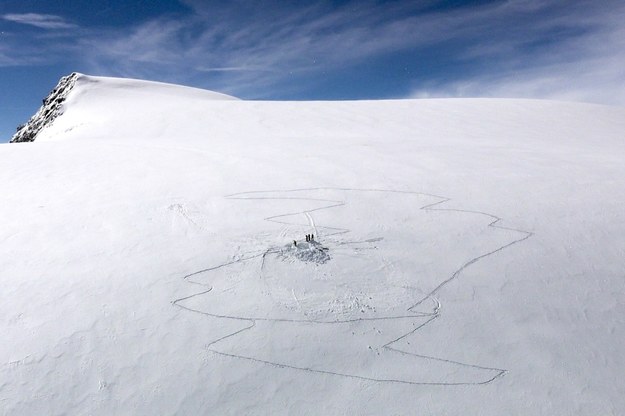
[1,74,625,414]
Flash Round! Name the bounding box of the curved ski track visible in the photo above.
[172,188,533,386]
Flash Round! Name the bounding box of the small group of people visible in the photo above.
[293,234,315,247]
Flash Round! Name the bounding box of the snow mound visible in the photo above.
[279,240,331,264]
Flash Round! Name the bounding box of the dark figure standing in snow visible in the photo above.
[311,234,314,241]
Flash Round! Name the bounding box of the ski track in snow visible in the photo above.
[172,188,533,386]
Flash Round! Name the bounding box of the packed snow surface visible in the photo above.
[1,74,624,415]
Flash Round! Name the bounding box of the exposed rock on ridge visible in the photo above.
[10,73,80,143]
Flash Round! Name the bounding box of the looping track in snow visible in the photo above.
[172,188,533,386]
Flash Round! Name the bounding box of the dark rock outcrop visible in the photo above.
[10,73,80,143]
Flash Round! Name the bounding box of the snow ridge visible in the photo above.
[9,73,80,143]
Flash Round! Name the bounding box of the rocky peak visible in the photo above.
[10,72,80,143]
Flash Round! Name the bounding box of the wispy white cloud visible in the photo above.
[410,1,625,106]
[0,31,58,66]
[411,61,625,106]
[2,13,77,30]
[0,14,76,65]
[196,66,275,73]
[2,1,625,105]
[77,1,472,95]
[0,42,19,66]
[72,0,625,103]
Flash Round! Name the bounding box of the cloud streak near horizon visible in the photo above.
[2,13,77,29]
[1,0,624,105]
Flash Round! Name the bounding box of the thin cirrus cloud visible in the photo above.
[2,13,77,30]
[80,3,424,82]
[409,2,625,106]
[0,44,19,66]
[2,1,625,104]
[77,0,625,103]
[77,2,500,95]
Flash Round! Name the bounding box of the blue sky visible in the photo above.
[1,0,624,142]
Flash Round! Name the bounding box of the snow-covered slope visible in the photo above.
[2,74,624,415]
[9,73,236,143]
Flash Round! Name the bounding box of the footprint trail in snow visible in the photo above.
[173,188,532,385]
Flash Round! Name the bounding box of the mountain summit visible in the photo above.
[10,73,237,143]
[10,73,80,143]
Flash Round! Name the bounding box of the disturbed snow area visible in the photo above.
[1,74,625,415]
[280,240,331,264]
